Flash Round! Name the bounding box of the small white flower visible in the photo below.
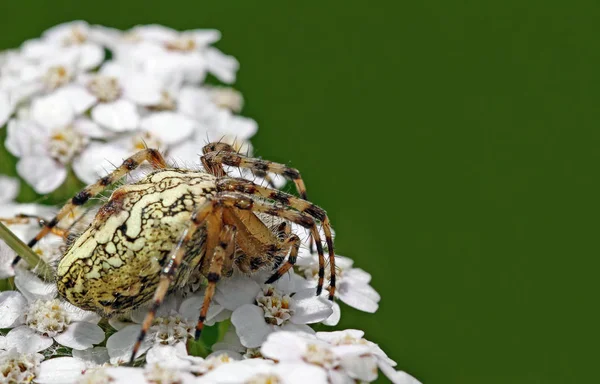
[0,175,19,203]
[198,358,328,384]
[0,348,44,383]
[106,292,227,364]
[297,251,380,317]
[261,331,378,383]
[0,90,14,127]
[5,115,93,193]
[0,268,104,353]
[219,274,332,348]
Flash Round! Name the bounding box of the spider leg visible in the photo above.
[202,142,318,252]
[13,149,167,267]
[202,142,307,199]
[264,233,301,284]
[130,192,329,363]
[195,224,236,339]
[129,198,218,364]
[218,178,336,299]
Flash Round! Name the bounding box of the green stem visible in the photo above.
[0,221,53,281]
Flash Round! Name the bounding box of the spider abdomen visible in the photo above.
[56,169,217,316]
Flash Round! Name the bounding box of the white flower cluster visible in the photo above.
[0,22,422,384]
[1,21,255,193]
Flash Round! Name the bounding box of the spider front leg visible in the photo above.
[12,149,167,270]
[218,178,336,299]
[202,142,307,199]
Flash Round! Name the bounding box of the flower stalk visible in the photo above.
[0,221,52,280]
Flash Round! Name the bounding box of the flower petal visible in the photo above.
[231,304,273,348]
[322,301,341,326]
[17,156,67,194]
[378,362,422,384]
[140,112,196,145]
[55,85,97,115]
[260,331,309,362]
[6,325,54,353]
[179,294,226,326]
[62,301,101,323]
[72,142,130,184]
[290,289,333,324]
[53,321,105,350]
[0,291,27,327]
[205,47,239,84]
[106,324,151,364]
[72,346,110,366]
[0,90,13,127]
[215,274,261,311]
[14,267,57,302]
[31,93,75,130]
[36,357,86,384]
[92,99,139,132]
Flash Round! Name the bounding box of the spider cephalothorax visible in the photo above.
[17,143,336,363]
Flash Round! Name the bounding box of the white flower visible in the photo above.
[198,358,328,384]
[0,90,14,127]
[5,115,94,193]
[218,274,332,348]
[106,292,227,364]
[0,175,19,203]
[297,251,381,317]
[36,345,111,383]
[316,329,417,384]
[0,348,44,383]
[0,268,104,353]
[261,331,378,383]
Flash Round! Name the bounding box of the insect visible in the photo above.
[13,142,336,363]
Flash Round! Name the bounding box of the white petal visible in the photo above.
[322,301,341,326]
[140,112,196,144]
[378,363,423,384]
[188,29,221,46]
[76,43,105,70]
[260,331,308,362]
[0,291,27,327]
[62,301,101,323]
[0,90,13,127]
[6,325,54,353]
[14,267,57,302]
[337,283,379,313]
[108,316,133,331]
[280,323,314,335]
[211,110,257,140]
[339,353,378,382]
[290,289,333,324]
[316,329,365,344]
[344,267,372,284]
[231,304,273,348]
[104,367,147,383]
[55,85,97,114]
[92,99,140,132]
[205,47,239,84]
[146,344,191,369]
[122,75,163,106]
[37,357,86,384]
[54,321,105,350]
[179,294,225,326]
[31,93,75,130]
[215,274,261,311]
[17,156,67,194]
[73,117,113,139]
[106,324,150,364]
[274,363,329,384]
[72,346,110,366]
[0,175,19,203]
[5,118,47,158]
[211,326,246,354]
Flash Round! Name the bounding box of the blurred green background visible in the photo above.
[1,1,599,382]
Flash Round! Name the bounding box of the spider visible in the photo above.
[10,142,336,364]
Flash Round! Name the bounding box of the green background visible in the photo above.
[1,1,598,382]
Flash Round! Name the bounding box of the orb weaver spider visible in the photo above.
[9,142,336,363]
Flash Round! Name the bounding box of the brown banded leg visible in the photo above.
[129,192,330,363]
[264,233,300,284]
[13,149,167,267]
[217,178,336,299]
[202,143,307,200]
[195,224,235,339]
[202,142,319,252]
[216,191,330,297]
[129,198,219,364]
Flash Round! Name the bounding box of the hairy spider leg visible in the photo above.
[129,191,329,363]
[12,149,167,268]
[217,178,336,299]
[202,142,319,251]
